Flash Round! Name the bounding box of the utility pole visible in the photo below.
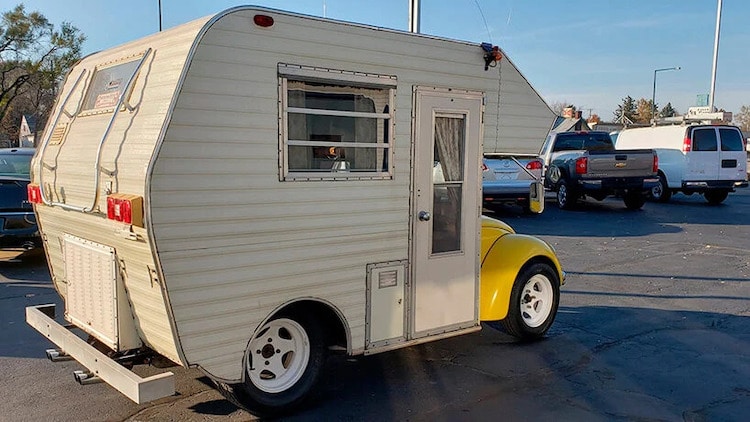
[158,0,163,31]
[408,0,420,33]
[708,0,722,111]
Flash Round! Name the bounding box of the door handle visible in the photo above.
[418,211,431,221]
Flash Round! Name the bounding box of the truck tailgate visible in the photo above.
[587,149,655,177]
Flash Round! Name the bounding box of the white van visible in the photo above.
[615,124,748,204]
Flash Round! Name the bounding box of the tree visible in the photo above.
[735,105,750,132]
[549,101,577,117]
[0,4,84,141]
[659,102,678,118]
[635,98,655,124]
[613,96,637,124]
[587,114,601,124]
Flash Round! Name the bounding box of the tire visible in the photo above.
[219,313,327,417]
[704,190,729,205]
[556,179,578,210]
[650,173,672,202]
[499,262,561,341]
[623,191,646,210]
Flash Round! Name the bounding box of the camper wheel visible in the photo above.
[499,262,560,341]
[226,312,327,417]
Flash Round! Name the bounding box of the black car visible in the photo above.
[0,148,40,250]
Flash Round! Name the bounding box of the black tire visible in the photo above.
[498,262,561,341]
[555,179,578,210]
[704,190,729,205]
[650,173,672,202]
[219,312,327,418]
[623,191,646,210]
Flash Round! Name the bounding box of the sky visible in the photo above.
[13,0,750,120]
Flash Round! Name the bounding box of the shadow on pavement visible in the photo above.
[269,305,750,421]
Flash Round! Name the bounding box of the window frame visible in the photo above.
[78,52,148,117]
[278,64,396,181]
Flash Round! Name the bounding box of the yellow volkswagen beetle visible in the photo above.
[479,216,565,340]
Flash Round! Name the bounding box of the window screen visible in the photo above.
[280,66,395,180]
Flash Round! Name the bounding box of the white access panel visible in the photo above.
[367,262,407,346]
[63,234,121,350]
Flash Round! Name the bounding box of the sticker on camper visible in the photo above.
[94,91,121,109]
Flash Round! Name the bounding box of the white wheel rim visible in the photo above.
[247,318,310,393]
[520,274,554,328]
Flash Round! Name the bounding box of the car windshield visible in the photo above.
[0,152,33,178]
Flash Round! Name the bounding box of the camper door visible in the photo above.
[411,88,483,337]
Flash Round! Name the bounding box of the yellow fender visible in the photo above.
[479,229,564,322]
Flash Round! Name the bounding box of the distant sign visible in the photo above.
[688,106,712,116]
[696,94,709,107]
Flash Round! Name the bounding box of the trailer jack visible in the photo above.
[73,370,103,385]
[45,348,73,362]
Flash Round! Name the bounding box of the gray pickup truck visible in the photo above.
[540,131,659,210]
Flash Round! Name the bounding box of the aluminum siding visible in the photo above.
[30,17,211,365]
[148,9,534,381]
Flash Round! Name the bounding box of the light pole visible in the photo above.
[652,66,680,123]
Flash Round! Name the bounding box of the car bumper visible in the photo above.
[577,177,659,191]
[682,180,749,189]
[482,180,534,201]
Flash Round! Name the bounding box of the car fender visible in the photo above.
[479,233,563,321]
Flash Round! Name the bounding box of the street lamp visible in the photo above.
[652,66,680,123]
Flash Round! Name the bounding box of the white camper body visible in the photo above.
[26,6,555,406]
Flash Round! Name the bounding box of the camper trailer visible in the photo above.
[25,6,561,416]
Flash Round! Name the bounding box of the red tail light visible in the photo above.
[526,160,543,170]
[253,14,274,27]
[652,154,659,173]
[575,157,588,174]
[482,162,489,172]
[106,194,143,227]
[682,135,692,152]
[27,184,42,204]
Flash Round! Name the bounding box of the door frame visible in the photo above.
[409,86,484,339]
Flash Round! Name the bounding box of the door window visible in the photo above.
[692,128,718,151]
[432,115,465,254]
[719,128,744,151]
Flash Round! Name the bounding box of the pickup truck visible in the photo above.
[540,131,659,210]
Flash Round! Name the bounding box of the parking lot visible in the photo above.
[2,188,749,421]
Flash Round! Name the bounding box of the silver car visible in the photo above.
[482,154,543,214]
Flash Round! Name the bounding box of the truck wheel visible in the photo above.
[556,180,577,210]
[650,173,671,202]
[623,192,645,210]
[704,190,729,205]
[499,262,560,341]
[221,313,327,417]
